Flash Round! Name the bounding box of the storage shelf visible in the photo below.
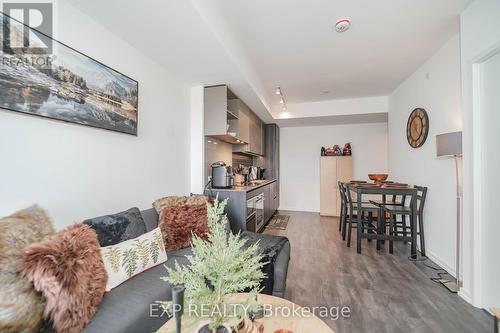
[227,110,239,120]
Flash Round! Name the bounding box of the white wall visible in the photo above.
[461,0,500,308]
[388,35,462,277]
[190,86,205,194]
[0,2,190,229]
[280,123,388,212]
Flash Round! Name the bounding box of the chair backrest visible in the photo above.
[414,185,428,215]
[338,181,348,206]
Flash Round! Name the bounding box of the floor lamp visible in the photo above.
[436,131,463,293]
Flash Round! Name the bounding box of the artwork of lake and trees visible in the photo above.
[0,13,138,135]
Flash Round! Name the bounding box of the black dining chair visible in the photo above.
[379,185,428,255]
[338,181,372,241]
[342,183,380,248]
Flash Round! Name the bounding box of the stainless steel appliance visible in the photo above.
[246,193,265,232]
[246,196,256,231]
[254,194,265,232]
[211,161,233,189]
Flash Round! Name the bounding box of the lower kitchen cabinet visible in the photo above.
[205,180,278,233]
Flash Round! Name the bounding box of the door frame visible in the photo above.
[469,41,500,308]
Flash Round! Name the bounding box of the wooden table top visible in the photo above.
[157,293,335,333]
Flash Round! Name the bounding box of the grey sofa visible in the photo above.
[41,208,290,333]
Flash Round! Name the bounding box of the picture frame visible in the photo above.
[0,11,139,135]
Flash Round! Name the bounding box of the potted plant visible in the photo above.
[159,199,266,333]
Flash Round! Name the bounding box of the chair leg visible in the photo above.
[402,215,407,243]
[376,209,382,250]
[347,219,353,247]
[339,202,344,232]
[357,216,362,254]
[389,214,395,254]
[418,213,426,256]
[367,212,373,242]
[342,210,348,240]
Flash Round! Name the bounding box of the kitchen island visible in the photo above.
[204,179,278,233]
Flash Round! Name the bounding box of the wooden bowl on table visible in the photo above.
[368,174,388,184]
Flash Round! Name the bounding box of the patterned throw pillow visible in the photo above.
[153,195,209,251]
[83,207,147,247]
[0,205,54,333]
[100,227,167,291]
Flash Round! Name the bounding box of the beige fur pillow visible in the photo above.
[0,205,54,333]
[21,224,107,333]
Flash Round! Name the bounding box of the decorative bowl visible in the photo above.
[368,174,388,184]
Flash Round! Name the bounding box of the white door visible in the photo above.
[478,51,500,308]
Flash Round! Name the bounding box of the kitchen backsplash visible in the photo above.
[204,137,232,182]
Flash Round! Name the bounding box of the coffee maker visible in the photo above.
[211,162,234,189]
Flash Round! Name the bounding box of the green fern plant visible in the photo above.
[160,199,265,332]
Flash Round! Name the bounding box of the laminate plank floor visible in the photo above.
[264,211,492,333]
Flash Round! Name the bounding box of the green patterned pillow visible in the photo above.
[100,227,167,291]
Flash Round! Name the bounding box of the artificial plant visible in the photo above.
[160,199,266,332]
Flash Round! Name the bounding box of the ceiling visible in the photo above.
[67,0,465,125]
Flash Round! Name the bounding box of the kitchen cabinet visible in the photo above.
[320,156,352,216]
[204,180,278,233]
[263,184,273,224]
[227,99,250,144]
[233,107,264,156]
[255,124,279,179]
[271,181,279,213]
[204,85,244,144]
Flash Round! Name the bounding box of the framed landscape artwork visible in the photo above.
[0,12,139,135]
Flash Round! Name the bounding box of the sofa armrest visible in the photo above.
[272,240,290,298]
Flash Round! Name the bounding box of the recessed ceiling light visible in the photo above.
[335,19,351,33]
[213,142,218,145]
[275,87,281,95]
[279,97,284,104]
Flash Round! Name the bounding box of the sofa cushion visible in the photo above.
[140,208,159,232]
[84,207,147,247]
[100,228,167,291]
[81,255,189,333]
[0,205,54,333]
[21,224,107,333]
[153,196,209,252]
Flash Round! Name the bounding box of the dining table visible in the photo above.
[349,182,419,259]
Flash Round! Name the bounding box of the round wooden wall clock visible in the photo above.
[406,108,429,148]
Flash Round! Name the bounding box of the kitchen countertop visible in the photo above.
[208,179,277,192]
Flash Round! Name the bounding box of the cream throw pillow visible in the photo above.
[100,227,167,291]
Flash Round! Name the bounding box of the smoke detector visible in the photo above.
[335,19,351,33]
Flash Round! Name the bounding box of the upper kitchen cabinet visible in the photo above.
[204,85,246,145]
[227,99,250,144]
[233,109,264,156]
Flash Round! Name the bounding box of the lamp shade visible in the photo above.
[436,131,462,157]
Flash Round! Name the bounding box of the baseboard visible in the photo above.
[423,249,456,278]
[424,250,476,305]
[277,207,319,213]
[458,288,472,304]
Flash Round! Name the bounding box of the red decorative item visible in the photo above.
[343,143,352,156]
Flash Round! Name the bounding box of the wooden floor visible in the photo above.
[264,211,491,333]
